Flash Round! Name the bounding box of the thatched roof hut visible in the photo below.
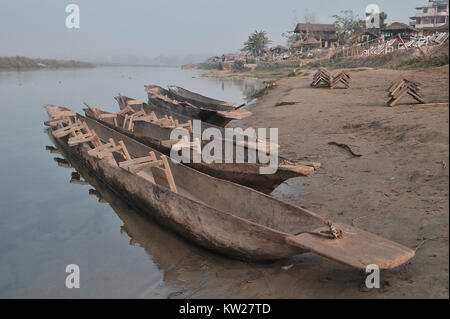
[383,22,417,40]
[385,22,416,32]
[293,23,338,48]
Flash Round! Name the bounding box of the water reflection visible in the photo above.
[45,136,226,296]
[0,66,267,298]
[53,157,72,168]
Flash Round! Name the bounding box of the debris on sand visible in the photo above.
[328,142,362,157]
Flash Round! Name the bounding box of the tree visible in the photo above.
[242,30,273,57]
[332,10,365,44]
[379,12,388,30]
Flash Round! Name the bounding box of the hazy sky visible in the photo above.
[1,0,426,61]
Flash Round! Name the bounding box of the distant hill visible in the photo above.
[0,56,94,70]
[102,53,216,67]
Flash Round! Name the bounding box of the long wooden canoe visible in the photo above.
[145,85,252,127]
[44,104,415,269]
[167,85,236,111]
[84,104,318,194]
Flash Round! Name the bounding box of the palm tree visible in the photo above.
[242,30,272,57]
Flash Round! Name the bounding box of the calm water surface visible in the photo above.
[0,66,263,298]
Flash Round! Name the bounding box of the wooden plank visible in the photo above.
[161,139,184,147]
[90,130,102,148]
[129,160,163,174]
[53,125,83,138]
[44,118,67,127]
[88,138,114,156]
[296,161,321,170]
[118,141,131,161]
[286,223,415,270]
[161,155,177,193]
[410,102,448,107]
[119,153,158,168]
[126,99,144,106]
[68,135,95,147]
[278,164,314,176]
[97,145,123,159]
[99,113,117,119]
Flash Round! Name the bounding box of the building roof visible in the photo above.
[294,23,336,33]
[385,22,416,31]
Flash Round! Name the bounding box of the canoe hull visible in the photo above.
[47,114,308,262]
[167,85,235,111]
[148,94,233,127]
[45,106,416,270]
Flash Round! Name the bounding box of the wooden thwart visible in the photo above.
[89,139,131,160]
[52,122,83,138]
[118,151,177,192]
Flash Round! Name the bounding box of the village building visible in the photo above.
[292,23,338,49]
[348,30,380,44]
[383,22,417,40]
[410,0,449,30]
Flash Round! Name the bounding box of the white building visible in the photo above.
[410,0,449,30]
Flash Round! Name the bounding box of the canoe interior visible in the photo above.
[85,105,311,194]
[70,112,327,236]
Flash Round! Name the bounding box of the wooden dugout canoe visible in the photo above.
[145,85,252,127]
[84,103,318,194]
[167,85,236,111]
[44,104,415,269]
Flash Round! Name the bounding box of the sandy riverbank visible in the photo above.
[164,65,449,298]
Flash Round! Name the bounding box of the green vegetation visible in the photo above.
[242,30,273,57]
[396,54,449,69]
[232,60,247,72]
[196,62,223,70]
[307,57,342,68]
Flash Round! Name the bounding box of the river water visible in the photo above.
[0,66,266,298]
